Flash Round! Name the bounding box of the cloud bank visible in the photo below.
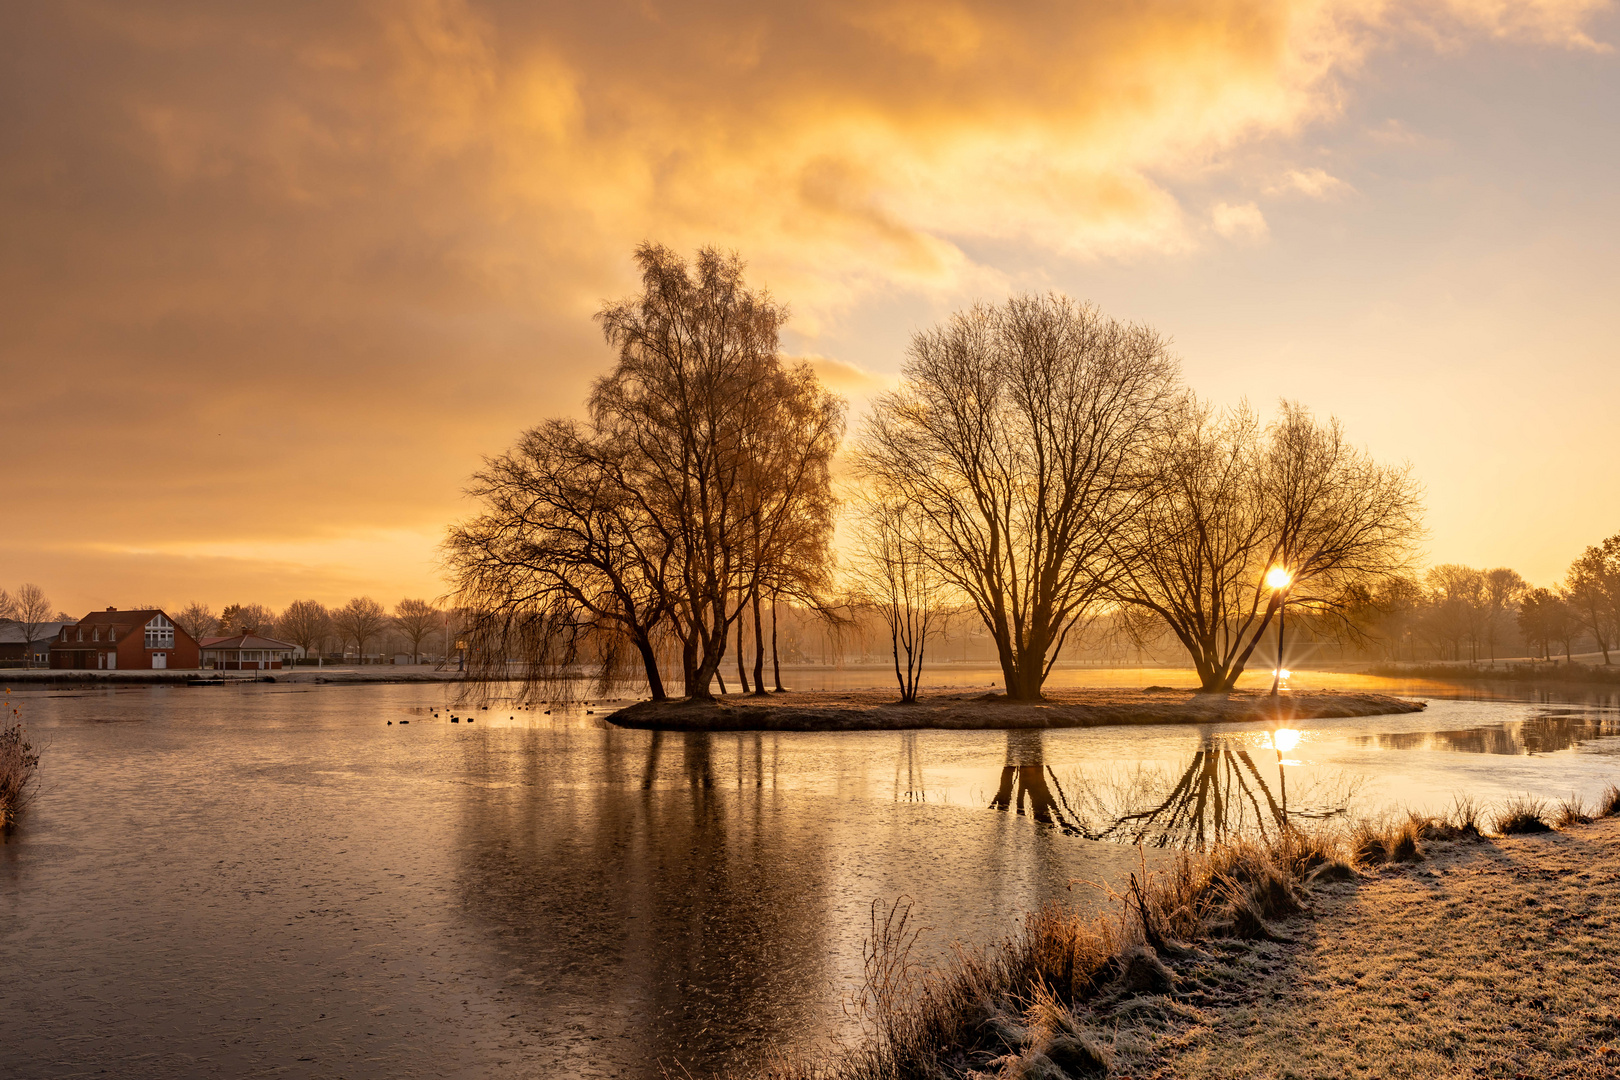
[1,0,1606,608]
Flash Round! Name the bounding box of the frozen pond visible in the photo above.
[2,672,1618,1078]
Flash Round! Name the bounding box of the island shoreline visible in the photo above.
[607,687,1426,731]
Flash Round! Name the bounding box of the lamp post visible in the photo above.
[1266,566,1293,697]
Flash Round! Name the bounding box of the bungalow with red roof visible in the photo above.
[49,608,200,670]
[199,633,296,671]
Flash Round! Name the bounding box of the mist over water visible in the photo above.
[3,672,1618,1078]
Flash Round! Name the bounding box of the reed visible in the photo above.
[0,721,40,830]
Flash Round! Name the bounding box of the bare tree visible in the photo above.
[220,603,277,636]
[9,584,54,668]
[1111,400,1423,690]
[592,244,800,699]
[1517,587,1569,661]
[848,497,950,702]
[858,295,1179,699]
[174,602,219,644]
[739,362,843,695]
[1566,535,1620,664]
[1480,567,1527,663]
[447,246,837,701]
[277,600,331,660]
[392,599,440,665]
[332,597,388,664]
[1421,564,1485,661]
[446,419,674,698]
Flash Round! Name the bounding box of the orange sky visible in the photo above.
[4,0,1617,617]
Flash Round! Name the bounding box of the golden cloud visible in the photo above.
[2,0,1607,609]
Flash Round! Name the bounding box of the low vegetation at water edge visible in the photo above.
[0,721,40,830]
[741,791,1620,1080]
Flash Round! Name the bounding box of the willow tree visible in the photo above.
[1110,399,1424,691]
[445,419,673,699]
[856,294,1180,700]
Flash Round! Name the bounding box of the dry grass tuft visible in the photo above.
[1597,784,1620,819]
[1554,796,1593,829]
[0,722,40,831]
[1350,816,1426,867]
[1494,795,1552,835]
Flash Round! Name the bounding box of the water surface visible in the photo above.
[3,673,1618,1078]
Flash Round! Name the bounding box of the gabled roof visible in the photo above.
[199,634,296,651]
[51,608,195,648]
[72,609,167,628]
[0,621,71,645]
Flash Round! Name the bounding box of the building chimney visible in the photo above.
[106,606,117,612]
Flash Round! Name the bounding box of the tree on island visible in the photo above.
[847,496,949,703]
[855,295,1180,700]
[1107,400,1423,692]
[447,244,842,701]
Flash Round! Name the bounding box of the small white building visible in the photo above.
[199,633,296,671]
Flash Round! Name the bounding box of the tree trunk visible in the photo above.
[635,635,667,701]
[735,598,750,693]
[771,591,784,692]
[750,588,767,696]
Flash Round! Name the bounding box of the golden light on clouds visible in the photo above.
[2,0,1611,611]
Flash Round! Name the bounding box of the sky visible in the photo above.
[4,0,1618,617]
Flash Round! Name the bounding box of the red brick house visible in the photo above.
[49,608,200,670]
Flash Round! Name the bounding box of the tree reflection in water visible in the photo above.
[988,730,1086,833]
[989,728,1361,849]
[454,727,833,1080]
[1353,710,1620,755]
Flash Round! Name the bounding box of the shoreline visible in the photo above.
[749,792,1620,1080]
[0,667,471,689]
[608,687,1426,731]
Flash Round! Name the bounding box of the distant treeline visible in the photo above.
[168,598,452,665]
[1342,538,1620,666]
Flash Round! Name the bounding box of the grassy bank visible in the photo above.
[745,786,1620,1080]
[1369,660,1620,686]
[609,688,1425,732]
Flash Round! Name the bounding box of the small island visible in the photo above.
[606,686,1426,731]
